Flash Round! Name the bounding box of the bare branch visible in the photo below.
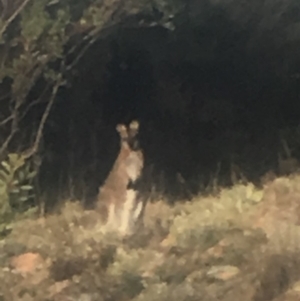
[22,77,62,160]
[0,109,18,158]
[65,23,117,72]
[0,114,12,126]
[65,0,127,72]
[19,82,51,121]
[66,35,97,72]
[0,0,32,38]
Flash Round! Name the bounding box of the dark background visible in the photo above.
[33,1,300,206]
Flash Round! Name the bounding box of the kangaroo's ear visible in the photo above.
[128,120,140,149]
[116,124,127,137]
[116,124,126,132]
[129,120,139,132]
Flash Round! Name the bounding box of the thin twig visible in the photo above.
[0,0,32,38]
[65,10,124,72]
[0,114,12,126]
[19,82,51,120]
[0,109,18,158]
[22,77,62,159]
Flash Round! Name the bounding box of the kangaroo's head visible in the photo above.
[116,120,140,151]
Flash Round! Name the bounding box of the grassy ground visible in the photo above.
[1,174,300,301]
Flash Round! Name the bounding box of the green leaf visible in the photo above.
[26,171,37,180]
[18,171,25,182]
[8,153,19,163]
[0,183,7,192]
[19,196,29,202]
[20,185,33,191]
[23,207,38,217]
[0,170,8,180]
[8,154,25,171]
[10,188,20,194]
[12,180,19,186]
[24,164,30,173]
[1,161,10,172]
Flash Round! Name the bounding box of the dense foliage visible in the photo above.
[0,0,183,222]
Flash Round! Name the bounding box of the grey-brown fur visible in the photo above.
[96,120,145,234]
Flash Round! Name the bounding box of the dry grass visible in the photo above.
[1,174,300,300]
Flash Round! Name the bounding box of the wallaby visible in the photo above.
[96,120,145,235]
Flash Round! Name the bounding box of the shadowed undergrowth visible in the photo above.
[1,175,300,300]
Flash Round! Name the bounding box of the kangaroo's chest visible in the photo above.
[124,151,144,182]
